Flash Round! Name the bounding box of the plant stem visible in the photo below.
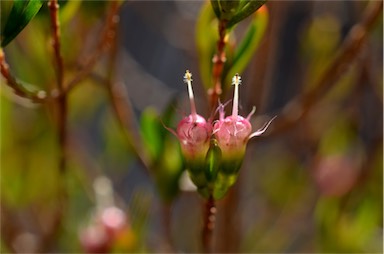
[48,0,67,175]
[202,195,216,253]
[209,20,227,110]
[104,2,151,172]
[162,202,174,252]
[0,2,123,104]
[0,49,54,103]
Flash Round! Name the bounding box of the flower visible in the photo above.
[176,70,212,162]
[213,74,275,172]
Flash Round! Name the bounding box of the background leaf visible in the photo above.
[226,0,266,28]
[223,6,268,89]
[1,0,43,47]
[196,1,218,90]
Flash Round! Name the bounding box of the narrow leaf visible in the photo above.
[140,107,163,162]
[196,1,218,90]
[210,0,221,19]
[223,6,268,88]
[1,0,43,47]
[227,0,266,28]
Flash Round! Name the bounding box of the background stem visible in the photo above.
[48,0,67,174]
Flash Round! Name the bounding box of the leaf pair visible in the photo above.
[210,0,266,29]
[196,1,268,91]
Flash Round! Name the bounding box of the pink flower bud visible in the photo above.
[177,114,211,159]
[175,70,212,160]
[213,115,251,156]
[213,74,274,160]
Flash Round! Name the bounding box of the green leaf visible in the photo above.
[223,6,268,88]
[226,0,266,28]
[210,0,221,20]
[60,0,82,25]
[216,0,241,20]
[140,107,163,162]
[0,1,14,35]
[196,1,218,90]
[213,172,238,199]
[156,137,184,203]
[1,0,43,47]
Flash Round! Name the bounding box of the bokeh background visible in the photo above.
[1,0,383,253]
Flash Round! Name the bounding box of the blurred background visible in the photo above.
[1,0,383,253]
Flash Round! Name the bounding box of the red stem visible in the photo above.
[209,20,227,110]
[48,0,67,176]
[202,195,216,253]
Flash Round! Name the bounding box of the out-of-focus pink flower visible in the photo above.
[313,154,361,197]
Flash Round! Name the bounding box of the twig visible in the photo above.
[270,0,383,136]
[202,195,216,253]
[103,2,151,171]
[162,203,174,252]
[0,2,123,103]
[64,2,123,93]
[48,0,66,173]
[209,20,227,110]
[34,1,68,252]
[0,49,47,103]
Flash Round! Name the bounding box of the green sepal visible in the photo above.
[213,172,239,199]
[219,149,246,174]
[197,186,212,199]
[186,159,209,189]
[204,139,222,183]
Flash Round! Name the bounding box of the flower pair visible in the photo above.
[174,70,274,198]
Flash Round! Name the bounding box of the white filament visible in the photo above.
[232,74,241,118]
[184,70,197,120]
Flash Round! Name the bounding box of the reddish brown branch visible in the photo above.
[104,2,151,172]
[48,0,64,91]
[270,0,383,136]
[209,20,228,110]
[0,3,123,103]
[202,195,216,253]
[0,49,47,102]
[64,2,123,94]
[48,0,67,174]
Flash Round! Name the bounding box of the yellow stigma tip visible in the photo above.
[184,70,193,83]
[232,74,241,86]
